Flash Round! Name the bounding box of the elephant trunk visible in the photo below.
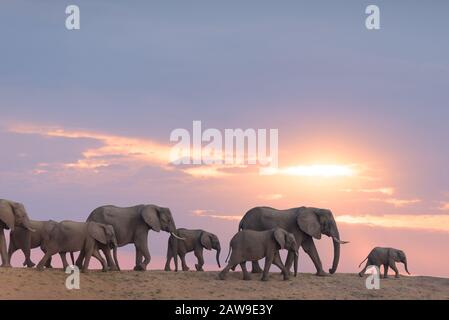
[294,251,298,277]
[404,259,410,275]
[329,229,341,274]
[216,247,221,268]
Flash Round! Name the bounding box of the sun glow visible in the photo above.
[260,164,356,177]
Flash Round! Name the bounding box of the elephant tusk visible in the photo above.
[171,232,186,241]
[332,237,349,244]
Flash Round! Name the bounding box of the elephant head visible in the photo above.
[87,222,120,270]
[140,205,184,240]
[296,207,349,274]
[200,231,221,268]
[0,200,35,232]
[391,249,410,275]
[273,228,299,276]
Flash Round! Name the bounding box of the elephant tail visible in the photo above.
[358,256,368,268]
[70,252,75,265]
[225,246,232,263]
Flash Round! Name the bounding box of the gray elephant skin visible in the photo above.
[0,199,35,267]
[8,219,77,269]
[79,204,183,271]
[239,206,349,276]
[358,247,410,278]
[37,220,118,272]
[165,228,221,272]
[219,228,299,281]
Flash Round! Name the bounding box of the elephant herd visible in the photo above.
[0,199,410,280]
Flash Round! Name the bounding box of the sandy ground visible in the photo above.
[0,268,448,300]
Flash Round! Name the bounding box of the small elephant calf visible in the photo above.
[164,228,221,272]
[358,247,410,278]
[36,221,118,272]
[219,228,298,281]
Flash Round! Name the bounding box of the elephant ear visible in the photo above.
[296,208,321,240]
[140,206,161,232]
[87,222,108,245]
[0,201,16,230]
[200,232,212,250]
[273,228,286,249]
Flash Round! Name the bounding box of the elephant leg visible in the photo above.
[7,241,18,266]
[21,234,34,268]
[37,249,56,271]
[241,262,251,280]
[272,251,286,273]
[251,261,263,274]
[302,238,326,276]
[134,234,150,271]
[82,247,94,273]
[45,256,53,268]
[133,247,143,271]
[164,245,173,271]
[92,249,108,272]
[100,244,118,271]
[383,264,389,278]
[180,253,189,271]
[273,252,289,280]
[389,260,400,278]
[60,252,69,270]
[262,255,274,281]
[219,262,237,280]
[194,248,205,271]
[75,249,84,268]
[0,229,11,267]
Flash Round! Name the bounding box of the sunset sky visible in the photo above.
[1,1,448,277]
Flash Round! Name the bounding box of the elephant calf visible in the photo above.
[8,219,71,268]
[36,221,119,273]
[358,247,410,278]
[219,228,299,281]
[164,228,221,272]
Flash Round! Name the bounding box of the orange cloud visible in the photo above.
[336,214,449,233]
[192,209,242,221]
[369,198,421,207]
[258,193,284,200]
[340,187,394,196]
[9,124,171,169]
[438,202,449,211]
[260,164,356,177]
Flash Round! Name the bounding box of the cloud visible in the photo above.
[336,214,449,233]
[260,164,356,177]
[191,209,242,221]
[369,198,421,207]
[438,202,449,211]
[257,193,284,200]
[8,124,171,170]
[340,187,394,196]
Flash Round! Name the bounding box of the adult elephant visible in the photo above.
[0,199,35,267]
[239,206,349,276]
[8,219,75,269]
[78,204,184,271]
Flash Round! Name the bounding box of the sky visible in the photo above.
[1,1,449,277]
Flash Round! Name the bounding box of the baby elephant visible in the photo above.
[358,247,410,278]
[219,228,298,281]
[36,221,118,272]
[164,228,221,272]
